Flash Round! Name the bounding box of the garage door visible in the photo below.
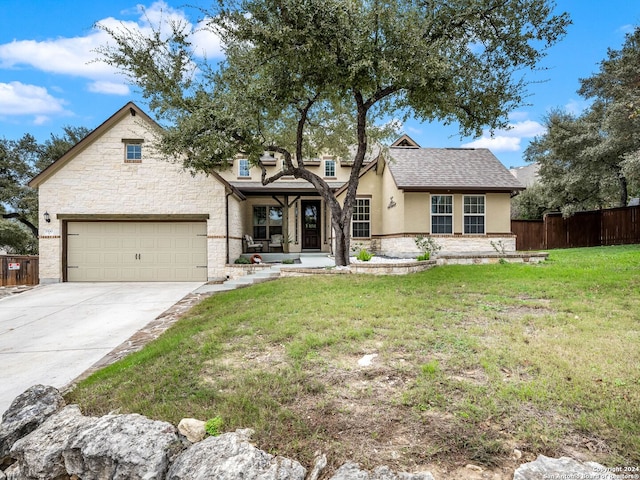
[66,222,207,282]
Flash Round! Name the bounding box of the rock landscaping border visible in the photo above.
[0,385,624,480]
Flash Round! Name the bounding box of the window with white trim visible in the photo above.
[352,198,370,238]
[253,206,282,239]
[238,159,250,178]
[431,195,453,234]
[324,159,336,177]
[463,195,485,234]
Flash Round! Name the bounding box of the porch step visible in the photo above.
[222,267,281,289]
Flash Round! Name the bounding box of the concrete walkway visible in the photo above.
[0,282,203,415]
[194,253,335,294]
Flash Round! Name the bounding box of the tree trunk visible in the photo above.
[617,173,628,207]
[332,217,351,266]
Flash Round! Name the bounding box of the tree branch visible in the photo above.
[2,213,38,238]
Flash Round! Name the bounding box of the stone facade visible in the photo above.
[377,235,516,258]
[34,107,232,283]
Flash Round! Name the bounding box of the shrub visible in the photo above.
[415,235,441,258]
[417,253,430,261]
[356,249,373,261]
[205,416,224,436]
[234,257,251,264]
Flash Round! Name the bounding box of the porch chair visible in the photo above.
[268,234,283,252]
[244,234,263,252]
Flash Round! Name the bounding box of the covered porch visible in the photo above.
[231,181,343,257]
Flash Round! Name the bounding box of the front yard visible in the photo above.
[66,245,640,477]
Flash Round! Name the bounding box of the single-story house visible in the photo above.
[29,102,523,283]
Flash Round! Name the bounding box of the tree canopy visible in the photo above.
[523,26,640,217]
[98,0,569,264]
[0,127,90,254]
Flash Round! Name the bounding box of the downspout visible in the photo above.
[225,189,232,264]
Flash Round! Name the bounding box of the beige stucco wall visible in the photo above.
[379,162,405,236]
[217,155,354,184]
[486,193,512,233]
[37,112,232,282]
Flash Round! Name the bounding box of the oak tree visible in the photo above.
[99,0,569,265]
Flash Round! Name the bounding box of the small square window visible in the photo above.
[125,143,142,162]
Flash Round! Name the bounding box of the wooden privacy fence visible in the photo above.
[0,255,39,286]
[512,205,640,251]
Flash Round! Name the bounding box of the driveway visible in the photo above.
[0,282,204,415]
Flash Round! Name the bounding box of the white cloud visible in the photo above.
[461,119,546,152]
[564,98,588,116]
[0,81,67,117]
[0,1,223,92]
[191,20,224,59]
[618,24,635,35]
[88,80,130,95]
[462,135,522,152]
[33,115,50,126]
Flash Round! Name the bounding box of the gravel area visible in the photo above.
[349,256,418,264]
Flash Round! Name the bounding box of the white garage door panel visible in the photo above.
[67,222,207,282]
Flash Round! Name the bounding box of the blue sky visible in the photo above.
[1,1,638,168]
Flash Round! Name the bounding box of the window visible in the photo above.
[238,159,250,178]
[431,195,453,234]
[253,206,283,239]
[464,195,485,234]
[125,143,142,162]
[324,159,336,177]
[352,198,370,238]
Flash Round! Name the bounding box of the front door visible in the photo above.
[301,200,321,250]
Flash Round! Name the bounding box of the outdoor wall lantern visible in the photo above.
[43,211,51,223]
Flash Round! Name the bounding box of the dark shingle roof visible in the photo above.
[387,148,524,191]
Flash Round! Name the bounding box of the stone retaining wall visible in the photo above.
[280,253,548,277]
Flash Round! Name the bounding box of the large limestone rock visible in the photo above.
[167,428,306,480]
[9,405,96,480]
[514,455,620,480]
[329,463,435,480]
[0,385,65,465]
[63,412,181,480]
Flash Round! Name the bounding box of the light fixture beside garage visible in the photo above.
[43,211,51,223]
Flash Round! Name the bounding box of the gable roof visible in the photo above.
[28,101,245,200]
[390,134,421,148]
[509,163,540,187]
[29,102,160,188]
[388,147,524,191]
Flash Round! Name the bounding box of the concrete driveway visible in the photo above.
[0,282,204,415]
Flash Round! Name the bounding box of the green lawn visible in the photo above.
[66,245,640,474]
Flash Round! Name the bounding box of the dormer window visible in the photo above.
[123,139,143,163]
[324,159,336,178]
[238,159,250,178]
